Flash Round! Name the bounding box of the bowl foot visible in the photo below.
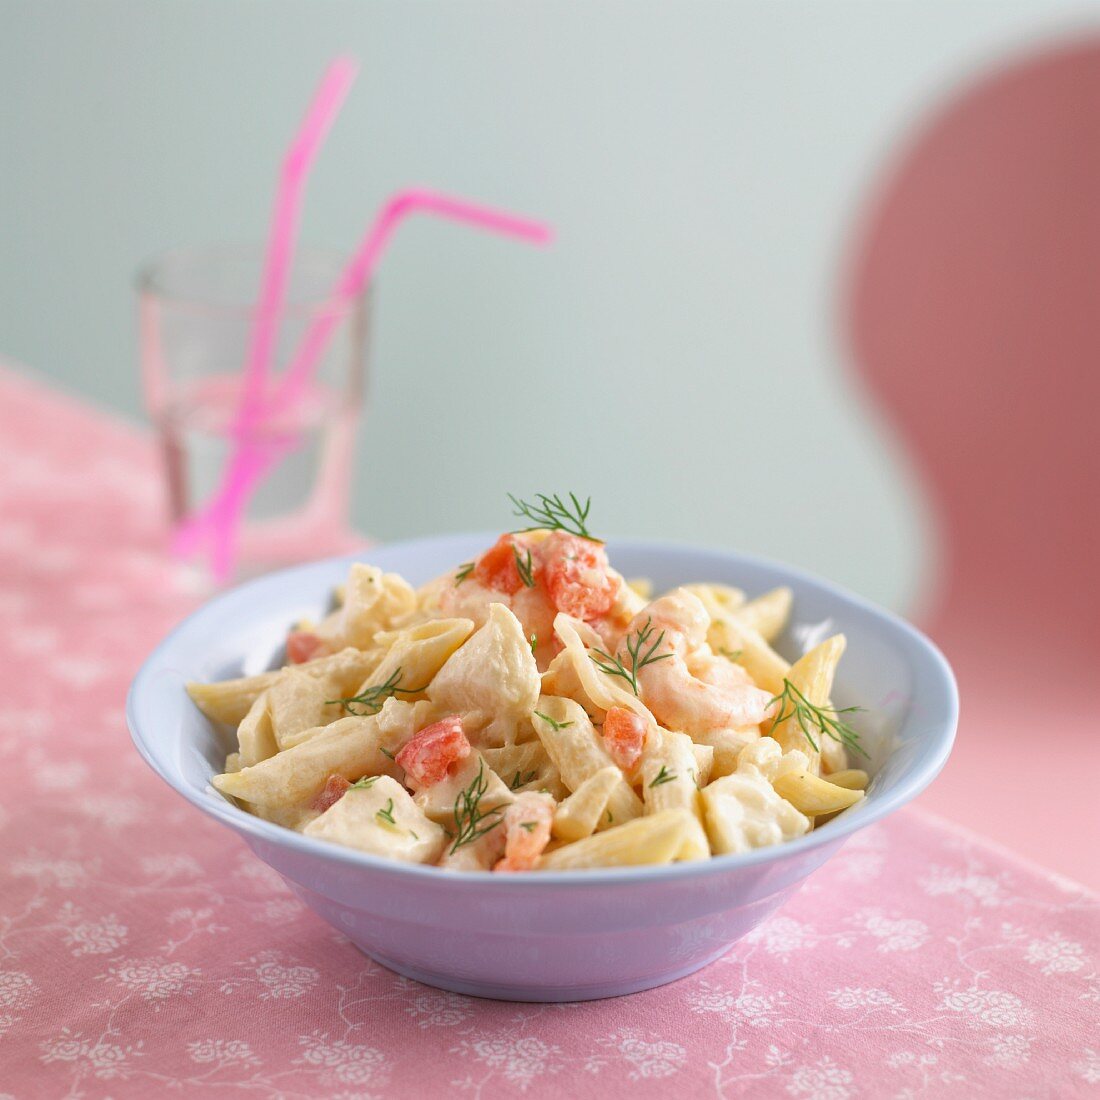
[357,944,732,1002]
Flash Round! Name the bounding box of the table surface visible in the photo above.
[1,363,1096,1099]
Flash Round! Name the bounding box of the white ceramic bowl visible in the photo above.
[128,535,957,1001]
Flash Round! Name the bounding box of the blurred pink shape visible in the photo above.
[847,37,1100,887]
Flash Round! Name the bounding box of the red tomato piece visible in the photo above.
[287,630,326,664]
[602,706,647,772]
[312,774,351,812]
[473,535,529,595]
[540,531,619,620]
[396,716,471,787]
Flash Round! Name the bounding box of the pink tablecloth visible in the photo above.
[1,364,1097,1099]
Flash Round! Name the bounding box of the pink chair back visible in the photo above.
[846,38,1100,884]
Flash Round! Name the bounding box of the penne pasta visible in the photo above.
[765,634,847,776]
[772,771,865,817]
[538,809,699,870]
[551,766,621,841]
[731,586,793,643]
[188,646,380,726]
[194,506,873,872]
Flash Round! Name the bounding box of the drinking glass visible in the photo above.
[137,245,368,581]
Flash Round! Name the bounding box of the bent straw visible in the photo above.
[172,56,357,559]
[197,188,553,580]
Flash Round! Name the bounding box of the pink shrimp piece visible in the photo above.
[312,774,351,812]
[630,590,774,736]
[286,630,328,664]
[539,531,620,621]
[395,716,470,787]
[602,706,647,772]
[494,792,555,872]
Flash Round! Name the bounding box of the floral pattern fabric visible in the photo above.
[0,363,1096,1099]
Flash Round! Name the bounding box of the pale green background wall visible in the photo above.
[1,1,1092,608]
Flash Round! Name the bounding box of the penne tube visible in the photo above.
[552,766,621,841]
[538,808,697,870]
[532,697,644,824]
[823,768,869,791]
[765,634,846,776]
[731,586,793,643]
[236,693,278,766]
[187,647,380,726]
[212,715,398,810]
[772,770,865,816]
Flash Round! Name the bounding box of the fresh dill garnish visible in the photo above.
[379,746,395,761]
[450,761,505,854]
[590,617,673,696]
[509,492,600,542]
[376,798,397,826]
[350,775,379,790]
[606,810,613,823]
[454,561,474,585]
[513,545,536,588]
[519,821,538,833]
[509,769,538,790]
[767,679,868,759]
[533,710,573,732]
[529,633,538,656]
[649,765,677,788]
[719,647,743,661]
[330,667,428,716]
[409,829,419,840]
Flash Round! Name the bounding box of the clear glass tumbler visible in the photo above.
[137,245,368,581]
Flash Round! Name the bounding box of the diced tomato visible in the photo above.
[287,630,327,664]
[540,531,619,620]
[473,535,531,595]
[312,774,351,812]
[395,716,471,787]
[602,706,647,772]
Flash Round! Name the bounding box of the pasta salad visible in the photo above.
[193,494,870,872]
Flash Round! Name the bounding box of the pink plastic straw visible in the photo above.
[182,189,552,581]
[172,57,357,563]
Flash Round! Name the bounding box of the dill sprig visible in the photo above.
[533,710,573,732]
[350,775,379,790]
[519,821,538,833]
[450,761,505,854]
[513,545,536,588]
[649,765,677,788]
[330,667,428,717]
[509,492,600,542]
[767,679,868,759]
[454,561,474,585]
[590,617,672,696]
[719,647,743,661]
[376,798,397,826]
[510,769,539,790]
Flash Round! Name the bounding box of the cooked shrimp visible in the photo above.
[629,590,774,736]
[494,791,555,872]
[439,531,618,668]
[539,531,620,621]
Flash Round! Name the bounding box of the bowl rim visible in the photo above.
[127,533,958,888]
